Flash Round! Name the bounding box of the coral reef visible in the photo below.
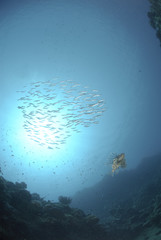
[1,153,161,240]
[0,176,108,240]
[148,0,161,46]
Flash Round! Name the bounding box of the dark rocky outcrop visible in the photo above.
[0,176,108,240]
[148,0,161,46]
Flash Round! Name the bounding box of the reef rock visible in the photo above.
[0,176,108,240]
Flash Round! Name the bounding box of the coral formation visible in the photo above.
[58,196,72,205]
[0,176,108,240]
[148,0,161,46]
[1,154,161,240]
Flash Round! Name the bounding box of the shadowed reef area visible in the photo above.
[148,0,161,46]
[72,154,161,240]
[1,154,161,240]
[0,175,108,240]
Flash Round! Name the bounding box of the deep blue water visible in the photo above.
[0,0,161,201]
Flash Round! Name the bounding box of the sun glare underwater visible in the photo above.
[0,77,108,200]
[1,0,161,203]
[17,79,106,150]
[1,0,161,238]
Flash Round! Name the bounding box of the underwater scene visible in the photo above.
[0,0,161,239]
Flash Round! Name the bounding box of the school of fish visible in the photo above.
[17,79,106,149]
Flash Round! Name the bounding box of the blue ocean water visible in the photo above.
[0,0,161,202]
